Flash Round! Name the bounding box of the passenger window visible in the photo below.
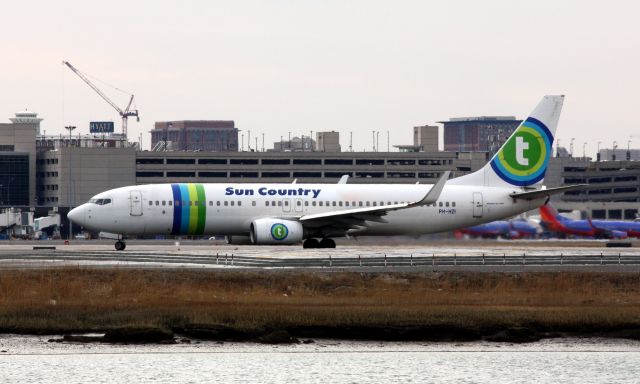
[162,201,166,206]
[278,201,282,206]
[446,202,450,207]
[380,201,384,206]
[224,201,228,206]
[208,201,212,206]
[359,202,363,207]
[231,201,235,206]
[304,201,309,206]
[156,201,159,206]
[168,201,172,206]
[175,200,180,206]
[339,202,343,207]
[252,201,256,206]
[238,201,242,206]
[373,202,377,206]
[452,202,456,207]
[284,201,289,206]
[148,201,152,206]
[319,201,323,207]
[439,202,443,207]
[366,202,370,207]
[217,201,221,206]
[297,201,301,206]
[265,201,269,206]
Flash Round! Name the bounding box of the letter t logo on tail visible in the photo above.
[515,136,529,166]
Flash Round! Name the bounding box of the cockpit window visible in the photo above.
[88,198,112,205]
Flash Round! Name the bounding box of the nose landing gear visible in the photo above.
[115,241,126,251]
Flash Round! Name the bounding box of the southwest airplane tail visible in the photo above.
[68,95,583,250]
[540,204,634,239]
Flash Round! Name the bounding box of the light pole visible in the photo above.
[65,126,76,240]
[582,142,587,158]
[241,133,244,151]
[372,130,376,152]
[65,125,76,146]
[570,138,575,157]
[556,139,560,157]
[612,141,618,161]
[627,140,632,161]
[597,141,602,161]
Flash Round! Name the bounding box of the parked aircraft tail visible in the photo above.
[450,95,564,188]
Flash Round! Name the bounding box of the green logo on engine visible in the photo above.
[270,223,289,241]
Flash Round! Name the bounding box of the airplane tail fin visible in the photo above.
[449,95,564,188]
[539,204,570,233]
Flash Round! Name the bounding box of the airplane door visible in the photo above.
[472,192,483,218]
[282,199,291,212]
[294,198,303,213]
[130,191,143,216]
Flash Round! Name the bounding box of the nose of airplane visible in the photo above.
[68,205,85,226]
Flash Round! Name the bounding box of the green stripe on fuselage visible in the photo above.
[196,184,206,234]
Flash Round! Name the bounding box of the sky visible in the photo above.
[1,0,639,155]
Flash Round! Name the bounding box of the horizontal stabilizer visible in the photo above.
[509,184,587,200]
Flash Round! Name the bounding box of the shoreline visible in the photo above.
[1,268,640,344]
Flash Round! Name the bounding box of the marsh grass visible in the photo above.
[0,269,639,334]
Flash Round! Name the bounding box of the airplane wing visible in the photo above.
[298,171,450,235]
[509,184,587,200]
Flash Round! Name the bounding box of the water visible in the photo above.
[1,336,640,383]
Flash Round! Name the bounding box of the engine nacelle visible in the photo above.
[250,218,304,245]
[225,235,253,245]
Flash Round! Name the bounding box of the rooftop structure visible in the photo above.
[440,116,521,156]
[150,120,238,151]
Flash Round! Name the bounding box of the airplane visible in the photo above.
[456,219,538,239]
[68,95,581,250]
[540,204,640,239]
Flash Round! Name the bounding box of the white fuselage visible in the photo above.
[71,183,544,237]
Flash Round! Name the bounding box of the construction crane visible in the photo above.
[63,60,139,138]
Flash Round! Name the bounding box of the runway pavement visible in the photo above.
[0,240,639,272]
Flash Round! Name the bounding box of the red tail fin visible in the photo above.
[539,204,564,231]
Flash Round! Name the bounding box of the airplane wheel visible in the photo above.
[303,238,320,249]
[115,241,126,251]
[319,238,336,248]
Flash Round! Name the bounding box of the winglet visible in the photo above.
[338,175,349,184]
[412,171,450,206]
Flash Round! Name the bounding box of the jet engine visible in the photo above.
[250,218,304,245]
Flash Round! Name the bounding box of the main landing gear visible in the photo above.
[303,238,336,249]
[115,240,126,251]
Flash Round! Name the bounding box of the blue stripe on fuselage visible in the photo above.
[171,184,182,235]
